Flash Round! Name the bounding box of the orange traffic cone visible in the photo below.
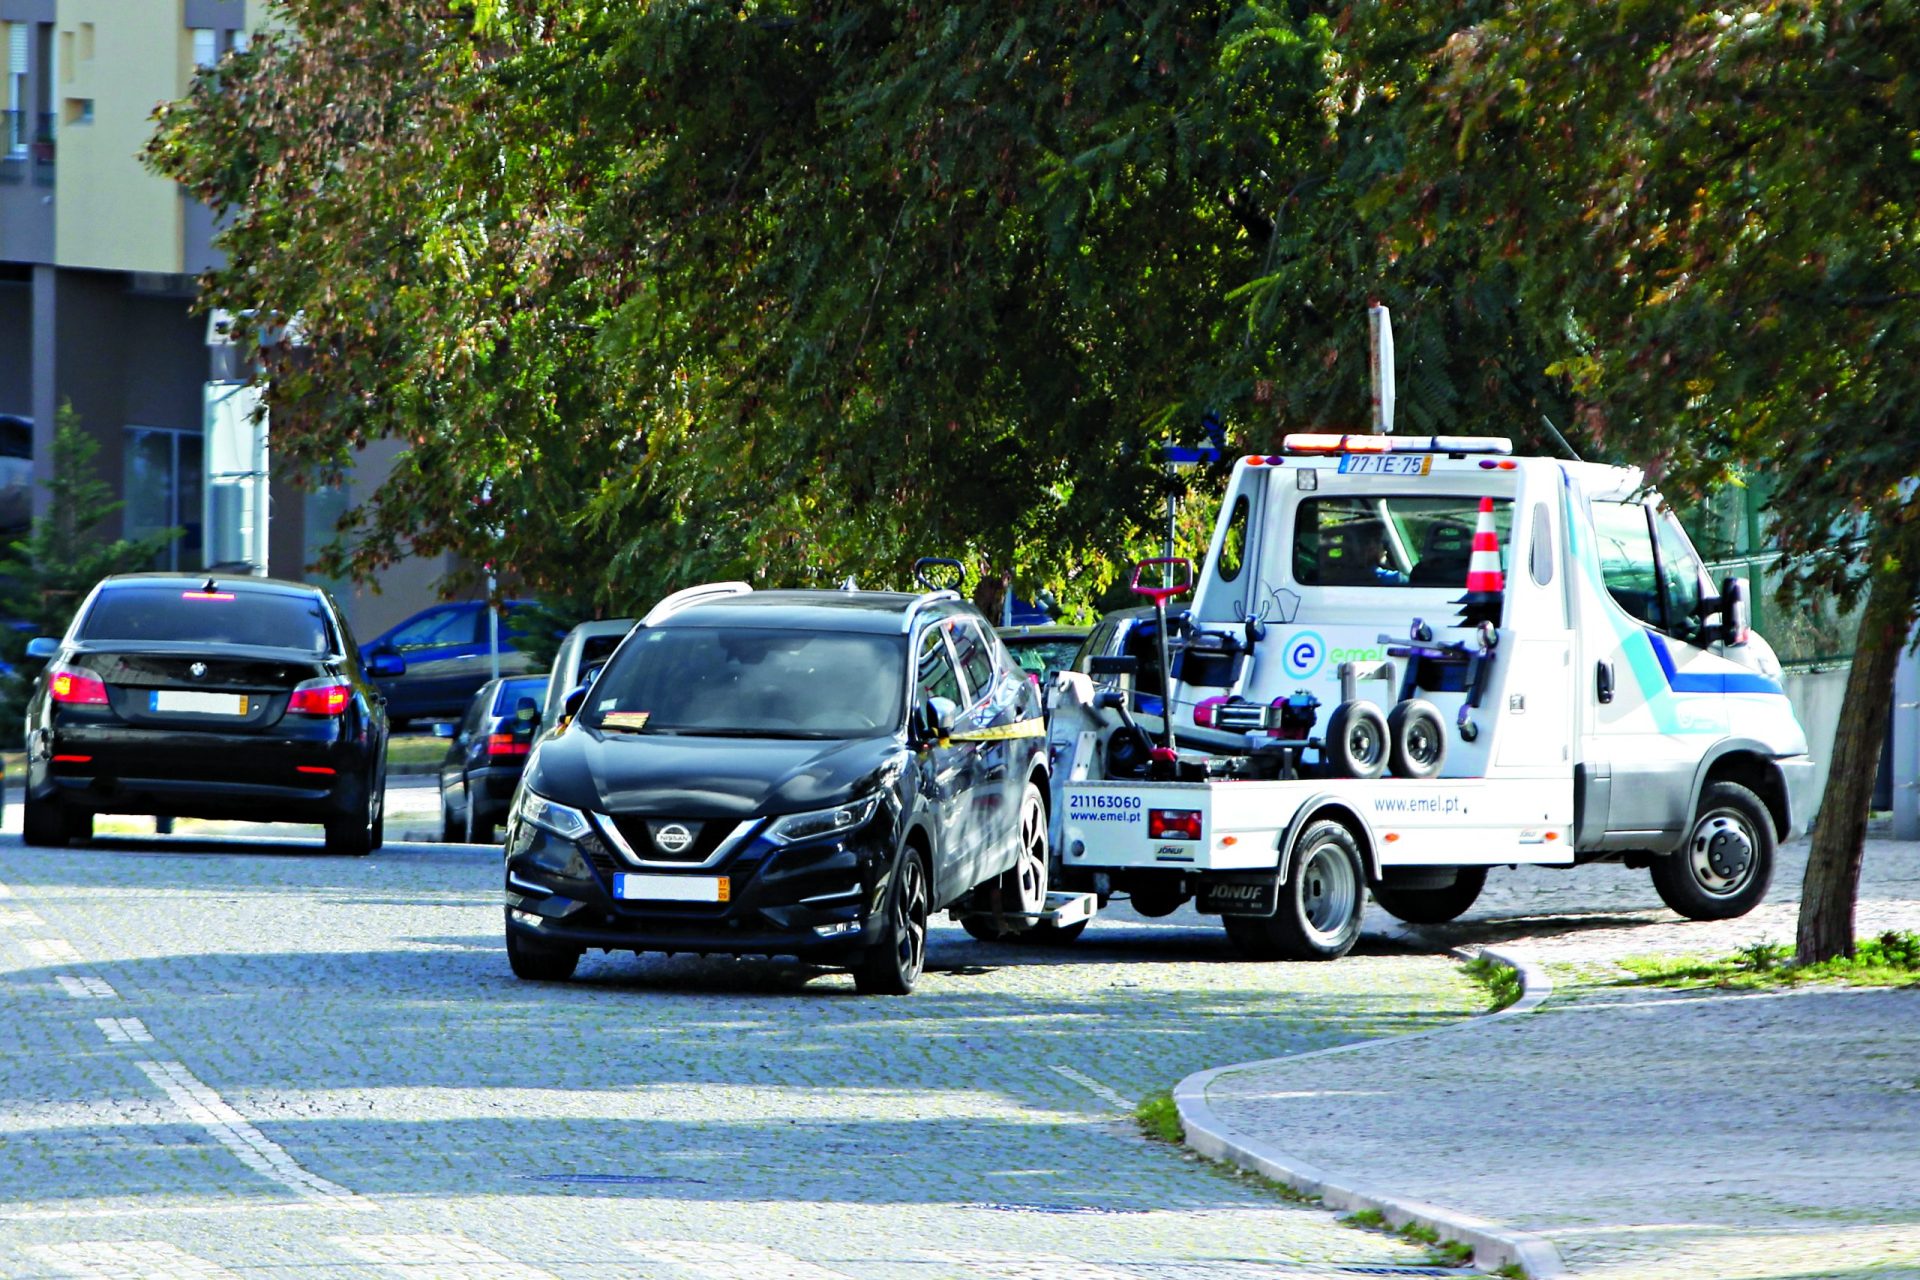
[1453,496,1504,628]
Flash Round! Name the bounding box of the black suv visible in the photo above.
[502,584,1050,994]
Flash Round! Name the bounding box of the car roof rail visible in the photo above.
[640,581,753,627]
[902,589,961,633]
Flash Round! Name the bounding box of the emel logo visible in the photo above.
[1283,630,1326,680]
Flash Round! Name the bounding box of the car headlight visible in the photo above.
[515,789,593,841]
[764,793,882,845]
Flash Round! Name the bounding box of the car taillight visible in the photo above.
[289,679,350,716]
[1149,808,1202,841]
[487,732,530,758]
[50,665,109,705]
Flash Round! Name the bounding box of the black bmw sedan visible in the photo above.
[502,584,1051,994]
[21,574,397,855]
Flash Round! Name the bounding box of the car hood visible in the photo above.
[526,726,905,820]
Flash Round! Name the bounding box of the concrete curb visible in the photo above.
[1172,946,1568,1279]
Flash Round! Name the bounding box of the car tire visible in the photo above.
[1323,700,1388,779]
[440,792,462,844]
[504,911,581,982]
[369,759,387,851]
[1386,699,1448,780]
[1372,866,1488,924]
[961,782,1051,941]
[1651,780,1775,921]
[23,793,70,848]
[154,816,175,836]
[1224,820,1366,961]
[854,848,930,996]
[465,785,493,845]
[324,774,377,857]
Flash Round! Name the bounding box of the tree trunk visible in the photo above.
[1795,568,1912,963]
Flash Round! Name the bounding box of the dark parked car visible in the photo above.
[996,623,1091,683]
[439,673,551,845]
[359,599,540,727]
[21,573,396,854]
[502,583,1050,994]
[540,617,635,730]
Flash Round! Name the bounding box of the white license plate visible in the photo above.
[151,690,249,716]
[614,874,729,903]
[1338,453,1432,476]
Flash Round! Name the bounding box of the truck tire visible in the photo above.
[1652,780,1774,921]
[1224,820,1366,961]
[1372,866,1488,924]
[1386,699,1448,779]
[1323,701,1388,779]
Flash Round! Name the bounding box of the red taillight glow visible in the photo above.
[487,733,531,758]
[1148,808,1202,841]
[296,765,337,775]
[50,666,109,705]
[288,681,350,716]
[181,591,236,600]
[52,754,92,763]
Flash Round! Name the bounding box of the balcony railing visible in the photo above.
[0,111,55,185]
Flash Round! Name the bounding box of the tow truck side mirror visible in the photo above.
[1718,575,1751,647]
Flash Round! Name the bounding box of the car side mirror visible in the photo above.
[432,721,455,739]
[917,695,958,744]
[564,684,591,720]
[25,637,57,660]
[1718,575,1751,647]
[367,652,406,678]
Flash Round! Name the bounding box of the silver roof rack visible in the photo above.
[902,589,961,633]
[640,581,753,627]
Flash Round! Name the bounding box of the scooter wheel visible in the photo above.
[1387,699,1448,779]
[1323,700,1388,779]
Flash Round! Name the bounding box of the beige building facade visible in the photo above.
[0,0,448,645]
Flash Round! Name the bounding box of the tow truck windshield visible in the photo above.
[583,626,906,739]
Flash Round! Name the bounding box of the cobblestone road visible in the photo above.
[0,782,1486,1280]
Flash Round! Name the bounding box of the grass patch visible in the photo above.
[1134,1090,1183,1144]
[1618,932,1920,991]
[1343,1207,1386,1229]
[1342,1206,1476,1268]
[1463,954,1523,1011]
[389,735,450,769]
[1490,1265,1528,1279]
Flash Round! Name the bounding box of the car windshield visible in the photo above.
[78,586,333,653]
[1004,636,1084,676]
[583,626,905,738]
[492,677,550,715]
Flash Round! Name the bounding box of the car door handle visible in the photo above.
[1596,660,1615,705]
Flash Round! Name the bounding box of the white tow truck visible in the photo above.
[1043,429,1817,959]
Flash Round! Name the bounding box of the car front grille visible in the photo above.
[599,813,742,865]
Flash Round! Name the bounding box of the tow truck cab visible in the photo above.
[1048,435,1816,957]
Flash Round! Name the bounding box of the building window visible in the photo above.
[5,24,26,156]
[63,97,90,126]
[191,27,217,68]
[124,428,205,570]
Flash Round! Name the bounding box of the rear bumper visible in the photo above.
[30,728,371,820]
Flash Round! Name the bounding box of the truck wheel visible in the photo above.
[855,849,930,995]
[1323,701,1388,779]
[1225,820,1366,960]
[1652,781,1774,921]
[1387,699,1448,779]
[1372,867,1488,924]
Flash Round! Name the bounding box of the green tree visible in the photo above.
[1367,0,1920,960]
[0,407,182,740]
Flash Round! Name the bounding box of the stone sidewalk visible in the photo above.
[1180,835,1920,1280]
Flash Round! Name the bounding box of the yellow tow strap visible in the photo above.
[945,716,1048,744]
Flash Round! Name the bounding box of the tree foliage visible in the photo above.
[0,407,182,742]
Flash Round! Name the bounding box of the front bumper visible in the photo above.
[1776,754,1819,842]
[502,813,892,960]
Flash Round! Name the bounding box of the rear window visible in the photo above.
[79,586,334,653]
[492,678,550,714]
